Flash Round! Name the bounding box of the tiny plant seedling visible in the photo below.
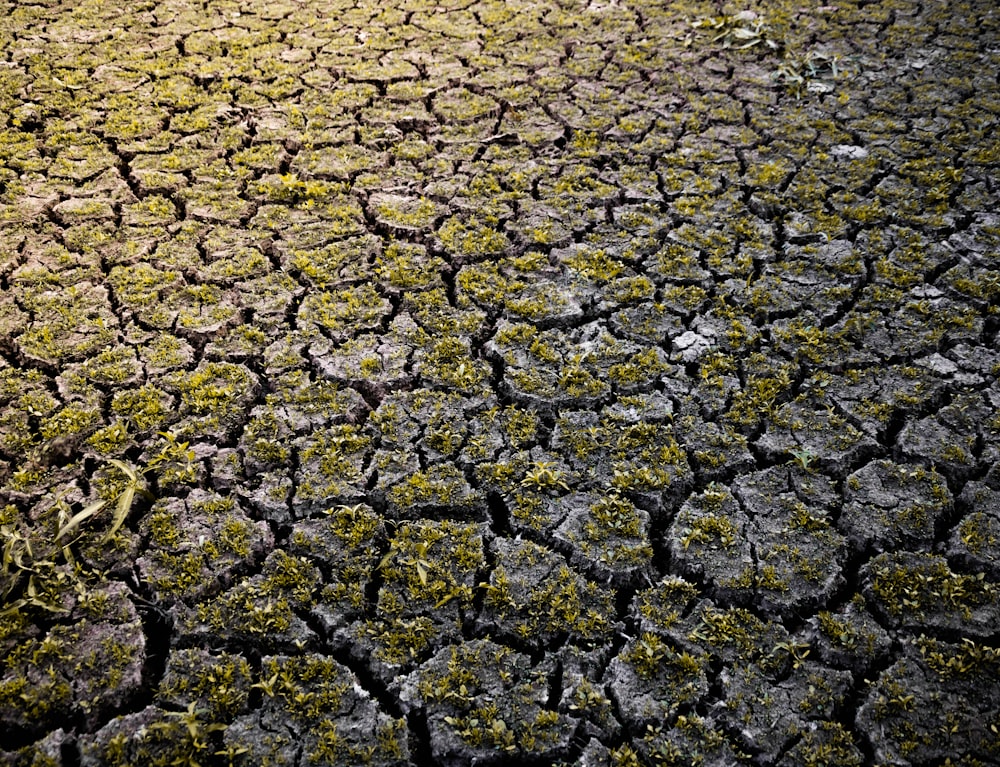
[56,459,153,543]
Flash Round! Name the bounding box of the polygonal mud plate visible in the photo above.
[224,654,410,767]
[841,460,952,552]
[730,468,847,617]
[829,362,949,438]
[668,485,754,605]
[171,549,321,652]
[0,582,145,736]
[949,474,1000,579]
[239,404,296,474]
[352,521,485,687]
[476,537,618,650]
[15,283,119,367]
[156,648,254,720]
[554,491,656,585]
[235,272,303,326]
[400,639,576,766]
[137,490,273,604]
[383,463,487,521]
[676,414,755,482]
[165,285,245,344]
[80,706,226,767]
[666,600,791,668]
[550,408,694,515]
[896,391,993,483]
[630,576,703,640]
[486,320,614,414]
[292,424,373,516]
[856,640,1000,766]
[503,280,587,330]
[805,597,892,676]
[775,722,864,767]
[239,468,294,523]
[716,660,853,762]
[164,360,260,440]
[296,283,392,342]
[840,286,982,361]
[557,644,622,742]
[862,551,1000,637]
[287,505,384,640]
[637,715,744,767]
[266,369,370,433]
[413,334,493,394]
[0,292,27,350]
[754,399,880,477]
[602,390,676,424]
[0,728,69,767]
[368,192,443,234]
[605,634,710,727]
[274,231,378,290]
[310,332,414,392]
[139,331,196,376]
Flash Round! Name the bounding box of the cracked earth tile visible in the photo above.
[716,659,853,762]
[856,639,1000,767]
[477,537,617,649]
[805,596,893,677]
[137,490,272,604]
[896,391,993,483]
[15,283,119,368]
[352,520,485,687]
[755,398,880,477]
[0,582,144,737]
[841,460,952,553]
[156,648,254,720]
[669,485,754,605]
[554,491,655,585]
[171,549,320,652]
[862,551,1000,638]
[606,633,709,727]
[948,469,1000,580]
[224,654,410,767]
[292,423,373,517]
[400,638,575,766]
[731,467,847,617]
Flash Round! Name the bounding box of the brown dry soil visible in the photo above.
[1,0,999,765]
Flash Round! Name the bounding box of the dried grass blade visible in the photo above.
[55,500,107,541]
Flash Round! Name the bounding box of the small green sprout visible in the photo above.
[148,702,227,767]
[520,461,571,493]
[380,539,434,586]
[56,459,152,543]
[772,640,812,669]
[789,447,818,470]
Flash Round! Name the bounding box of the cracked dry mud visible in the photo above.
[1,0,999,765]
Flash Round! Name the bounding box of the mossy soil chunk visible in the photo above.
[400,639,575,766]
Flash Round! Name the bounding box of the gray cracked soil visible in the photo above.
[1,0,1000,765]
